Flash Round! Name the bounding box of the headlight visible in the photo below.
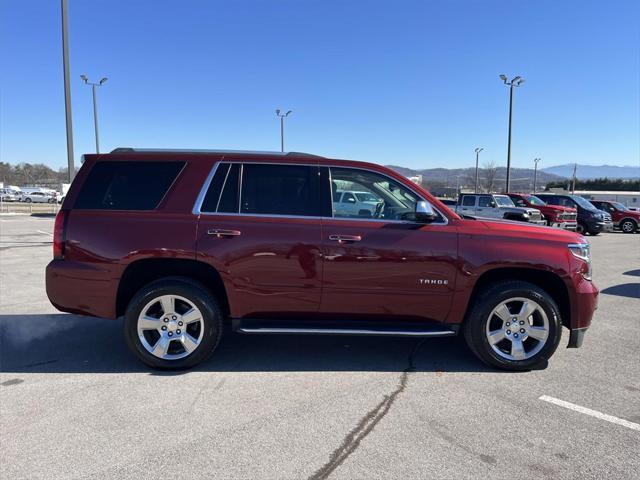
[568,243,592,280]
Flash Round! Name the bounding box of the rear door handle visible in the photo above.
[329,234,362,243]
[207,229,241,238]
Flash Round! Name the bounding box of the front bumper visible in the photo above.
[598,221,614,232]
[550,220,578,230]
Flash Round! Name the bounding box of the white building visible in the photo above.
[573,190,640,208]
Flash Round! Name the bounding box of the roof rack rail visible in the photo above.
[109,147,324,158]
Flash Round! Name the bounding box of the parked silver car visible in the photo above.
[456,194,545,224]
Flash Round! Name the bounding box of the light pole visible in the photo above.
[499,74,525,193]
[533,157,541,193]
[61,0,75,182]
[80,75,108,153]
[275,109,292,152]
[474,147,483,193]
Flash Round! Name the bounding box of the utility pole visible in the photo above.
[474,147,483,193]
[61,0,75,182]
[571,163,578,193]
[533,157,541,193]
[275,109,292,152]
[80,75,108,153]
[499,74,525,193]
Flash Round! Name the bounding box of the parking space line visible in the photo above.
[539,395,640,431]
[37,230,53,236]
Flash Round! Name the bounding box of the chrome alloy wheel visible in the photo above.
[621,220,636,233]
[137,294,204,360]
[484,297,549,361]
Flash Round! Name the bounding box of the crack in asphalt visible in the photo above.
[308,340,424,480]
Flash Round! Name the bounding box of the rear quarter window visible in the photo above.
[74,161,184,210]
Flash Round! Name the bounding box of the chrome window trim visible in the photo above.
[193,161,449,225]
[215,163,233,213]
[192,161,221,215]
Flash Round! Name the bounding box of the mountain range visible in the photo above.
[387,163,639,190]
[541,164,639,180]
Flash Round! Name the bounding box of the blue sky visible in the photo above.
[1,0,638,170]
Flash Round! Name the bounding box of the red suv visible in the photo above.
[589,200,640,234]
[507,193,577,230]
[46,149,598,371]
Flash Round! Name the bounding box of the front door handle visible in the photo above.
[329,234,362,243]
[207,228,241,238]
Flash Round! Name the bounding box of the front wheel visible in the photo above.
[124,277,223,369]
[463,280,562,371]
[620,219,637,233]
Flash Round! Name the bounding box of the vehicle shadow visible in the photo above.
[623,269,640,277]
[600,283,640,299]
[0,314,504,375]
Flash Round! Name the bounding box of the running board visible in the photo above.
[232,319,458,338]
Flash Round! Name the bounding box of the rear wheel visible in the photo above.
[124,277,223,369]
[463,280,562,371]
[620,219,637,233]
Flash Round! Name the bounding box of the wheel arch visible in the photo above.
[116,258,230,318]
[465,267,571,329]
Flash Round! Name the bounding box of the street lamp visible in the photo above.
[533,157,541,193]
[80,75,108,153]
[275,109,292,152]
[474,147,483,193]
[499,74,525,193]
[61,0,75,182]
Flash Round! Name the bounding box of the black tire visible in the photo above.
[463,280,562,371]
[24,198,31,203]
[587,229,600,236]
[620,219,637,234]
[576,222,586,235]
[124,277,223,369]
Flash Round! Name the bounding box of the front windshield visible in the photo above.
[525,195,546,206]
[494,195,515,207]
[571,195,598,210]
[611,202,628,211]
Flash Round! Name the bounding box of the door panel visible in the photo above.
[320,219,458,322]
[196,162,323,318]
[197,215,322,318]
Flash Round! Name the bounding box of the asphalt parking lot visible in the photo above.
[1,215,638,480]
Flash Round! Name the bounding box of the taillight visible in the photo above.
[53,210,68,259]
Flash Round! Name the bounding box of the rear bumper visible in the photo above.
[46,259,118,319]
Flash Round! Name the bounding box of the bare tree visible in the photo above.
[482,160,499,193]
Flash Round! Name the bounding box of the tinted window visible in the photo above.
[478,196,493,207]
[201,163,230,212]
[201,163,240,213]
[75,161,184,210]
[462,195,476,207]
[240,164,320,217]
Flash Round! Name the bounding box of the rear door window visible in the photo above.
[478,196,493,208]
[201,163,240,213]
[461,195,476,207]
[74,161,184,210]
[240,164,321,217]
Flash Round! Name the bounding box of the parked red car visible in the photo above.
[46,149,598,371]
[507,193,577,230]
[590,200,640,233]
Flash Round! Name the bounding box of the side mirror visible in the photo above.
[415,201,438,223]
[490,201,497,208]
